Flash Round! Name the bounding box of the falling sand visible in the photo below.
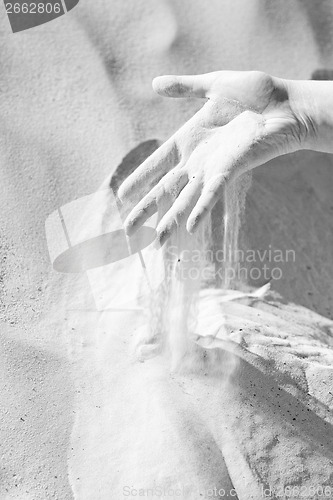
[133,170,254,374]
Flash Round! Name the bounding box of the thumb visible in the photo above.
[152,74,213,98]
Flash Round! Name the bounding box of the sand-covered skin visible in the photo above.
[0,0,333,498]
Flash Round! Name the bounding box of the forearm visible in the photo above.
[283,78,333,154]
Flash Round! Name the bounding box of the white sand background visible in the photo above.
[0,0,332,498]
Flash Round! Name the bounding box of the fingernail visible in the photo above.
[124,221,135,236]
[153,235,162,250]
[187,220,197,235]
[157,229,169,248]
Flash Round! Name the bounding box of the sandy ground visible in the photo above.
[64,288,333,499]
[0,0,333,498]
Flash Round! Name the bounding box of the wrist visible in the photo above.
[283,78,333,154]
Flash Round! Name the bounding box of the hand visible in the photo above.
[118,70,313,246]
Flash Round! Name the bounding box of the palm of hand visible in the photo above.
[119,71,305,244]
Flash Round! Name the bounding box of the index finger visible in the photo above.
[117,138,179,203]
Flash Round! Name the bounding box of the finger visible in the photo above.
[186,174,229,234]
[186,111,267,234]
[152,74,216,99]
[155,178,201,246]
[118,138,179,203]
[124,169,188,236]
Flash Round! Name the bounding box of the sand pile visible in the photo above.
[67,287,333,499]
